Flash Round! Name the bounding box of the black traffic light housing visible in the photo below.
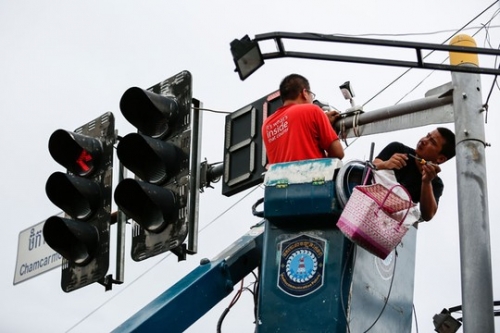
[114,70,201,262]
[43,112,115,292]
[222,90,282,196]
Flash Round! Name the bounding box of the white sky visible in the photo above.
[1,1,500,332]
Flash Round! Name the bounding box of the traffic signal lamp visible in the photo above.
[222,90,282,196]
[114,70,201,262]
[43,112,115,292]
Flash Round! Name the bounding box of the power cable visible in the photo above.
[482,9,500,123]
[340,246,399,333]
[412,304,419,333]
[341,1,499,150]
[362,0,500,108]
[193,106,231,114]
[217,279,244,333]
[216,272,260,332]
[362,251,398,333]
[340,243,356,333]
[335,24,500,38]
[394,7,500,106]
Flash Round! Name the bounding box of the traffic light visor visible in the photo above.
[49,130,103,176]
[117,133,186,184]
[114,179,177,233]
[120,87,179,139]
[46,171,101,220]
[43,216,99,266]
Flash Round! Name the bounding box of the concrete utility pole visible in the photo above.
[450,34,494,332]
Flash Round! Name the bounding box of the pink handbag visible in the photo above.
[337,182,414,259]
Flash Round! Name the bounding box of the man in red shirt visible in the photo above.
[262,74,344,164]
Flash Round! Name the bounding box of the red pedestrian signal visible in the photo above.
[43,112,115,292]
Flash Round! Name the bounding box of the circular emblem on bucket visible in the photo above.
[285,249,318,283]
[278,234,325,297]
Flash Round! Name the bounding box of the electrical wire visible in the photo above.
[394,7,500,106]
[340,243,356,333]
[448,300,500,322]
[216,270,260,332]
[217,279,245,333]
[193,106,231,114]
[65,252,172,332]
[336,1,500,150]
[412,304,419,333]
[339,246,399,333]
[362,250,398,333]
[199,185,262,231]
[251,269,260,323]
[362,0,500,108]
[482,9,500,122]
[334,24,500,38]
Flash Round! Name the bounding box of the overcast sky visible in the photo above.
[1,1,500,332]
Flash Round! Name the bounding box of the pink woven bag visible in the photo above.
[337,183,414,259]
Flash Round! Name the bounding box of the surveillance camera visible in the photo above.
[339,81,355,100]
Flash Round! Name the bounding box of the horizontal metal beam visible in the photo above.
[254,31,500,75]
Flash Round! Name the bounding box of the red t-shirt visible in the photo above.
[262,103,339,164]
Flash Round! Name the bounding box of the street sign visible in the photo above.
[13,216,63,285]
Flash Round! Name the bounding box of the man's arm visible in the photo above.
[325,110,341,125]
[419,163,441,221]
[320,110,344,159]
[326,139,344,159]
[375,155,441,221]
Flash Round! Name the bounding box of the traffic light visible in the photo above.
[114,70,201,262]
[43,112,115,292]
[222,90,282,196]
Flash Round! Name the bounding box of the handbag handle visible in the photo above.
[362,165,372,185]
[377,184,413,225]
[361,142,376,185]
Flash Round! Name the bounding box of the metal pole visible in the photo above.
[115,158,126,283]
[208,163,224,183]
[450,34,494,332]
[187,98,203,254]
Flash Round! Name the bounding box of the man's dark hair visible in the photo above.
[437,127,456,160]
[279,74,310,102]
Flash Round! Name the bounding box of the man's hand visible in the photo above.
[379,153,408,170]
[325,110,341,125]
[421,163,441,183]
